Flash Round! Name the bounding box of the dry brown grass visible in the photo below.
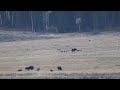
[0,30,120,79]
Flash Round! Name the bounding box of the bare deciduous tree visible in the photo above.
[76,17,81,32]
[30,11,34,32]
[6,11,10,22]
[11,11,14,28]
[0,14,2,25]
[42,11,52,32]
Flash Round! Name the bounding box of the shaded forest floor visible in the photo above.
[0,28,120,42]
[0,29,62,42]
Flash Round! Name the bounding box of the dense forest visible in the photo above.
[0,11,120,33]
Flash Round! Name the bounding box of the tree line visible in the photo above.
[0,11,120,33]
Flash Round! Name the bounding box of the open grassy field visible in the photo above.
[0,30,120,79]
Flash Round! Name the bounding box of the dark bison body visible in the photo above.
[57,66,62,70]
[36,68,40,71]
[18,69,22,71]
[25,66,34,70]
[71,48,77,52]
[71,48,81,52]
[50,69,53,72]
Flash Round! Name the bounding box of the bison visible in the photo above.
[50,69,53,72]
[25,66,34,70]
[36,68,40,71]
[71,48,77,52]
[71,48,81,52]
[18,69,22,71]
[57,66,62,71]
[61,51,63,52]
